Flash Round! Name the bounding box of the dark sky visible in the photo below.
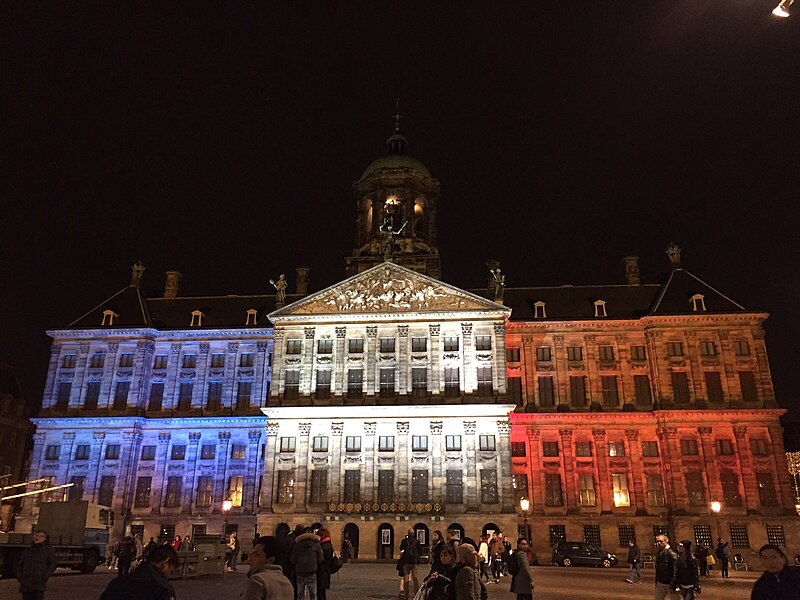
[2,3,799,424]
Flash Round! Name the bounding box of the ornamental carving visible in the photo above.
[463,421,476,435]
[249,430,262,443]
[344,455,361,464]
[335,327,347,338]
[364,422,376,435]
[332,422,344,436]
[398,325,409,337]
[257,341,269,352]
[378,456,396,464]
[411,455,430,463]
[429,324,440,337]
[559,429,573,441]
[171,344,182,355]
[366,326,378,338]
[378,354,396,362]
[108,343,119,353]
[583,335,596,345]
[615,335,627,344]
[494,323,506,335]
[445,455,462,462]
[475,353,492,362]
[461,323,473,335]
[122,431,140,443]
[273,329,285,340]
[305,327,315,339]
[311,455,328,465]
[218,431,231,441]
[267,423,280,436]
[238,369,255,376]
[443,353,460,360]
[497,420,511,435]
[228,342,239,352]
[526,429,540,441]
[277,456,296,464]
[410,355,427,362]
[93,432,106,443]
[79,343,90,353]
[480,454,497,463]
[697,427,713,437]
[733,426,747,439]
[591,429,606,440]
[553,335,564,348]
[62,432,76,442]
[625,429,639,441]
[199,343,210,354]
[285,358,301,365]
[430,421,443,435]
[397,422,410,434]
[347,356,363,363]
[316,355,333,364]
[158,432,171,444]
[189,432,202,444]
[299,423,312,436]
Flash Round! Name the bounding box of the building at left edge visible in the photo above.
[0,362,32,530]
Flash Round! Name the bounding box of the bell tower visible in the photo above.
[346,121,441,278]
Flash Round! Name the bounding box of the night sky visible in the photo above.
[3,3,798,430]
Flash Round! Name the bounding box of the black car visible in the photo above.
[552,541,619,568]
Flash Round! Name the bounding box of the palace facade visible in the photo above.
[18,128,797,561]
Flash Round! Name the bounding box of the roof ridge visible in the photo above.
[68,286,134,327]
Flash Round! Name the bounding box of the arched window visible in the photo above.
[364,200,373,239]
[414,199,426,237]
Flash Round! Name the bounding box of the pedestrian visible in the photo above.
[133,534,144,566]
[626,539,642,584]
[341,537,353,562]
[144,537,157,561]
[695,543,709,577]
[287,524,305,596]
[675,540,700,600]
[751,543,800,600]
[502,535,513,576]
[227,531,241,571]
[239,536,294,600]
[116,536,136,577]
[477,536,490,582]
[715,537,730,578]
[654,534,679,600]
[489,532,505,583]
[509,538,534,600]
[430,530,446,574]
[316,528,335,600]
[290,527,323,600]
[170,535,181,552]
[275,525,292,578]
[99,545,178,600]
[454,543,487,600]
[399,528,421,600]
[422,544,456,600]
[17,530,57,600]
[182,536,192,551]
[445,529,460,555]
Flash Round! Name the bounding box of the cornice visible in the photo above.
[509,408,786,426]
[32,415,267,429]
[47,328,273,341]
[271,311,510,326]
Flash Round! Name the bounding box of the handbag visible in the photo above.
[706,555,716,566]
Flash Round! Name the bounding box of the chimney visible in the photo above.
[622,256,640,286]
[295,266,310,296]
[164,271,182,299]
[485,259,500,295]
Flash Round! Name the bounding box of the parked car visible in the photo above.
[552,541,618,568]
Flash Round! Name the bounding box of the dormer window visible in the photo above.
[594,300,607,317]
[690,294,706,312]
[245,309,258,325]
[534,301,547,319]
[190,310,204,327]
[101,310,119,326]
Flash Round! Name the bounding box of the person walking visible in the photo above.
[502,535,513,576]
[239,536,294,600]
[715,538,730,579]
[751,544,800,600]
[626,539,642,584]
[454,544,487,600]
[17,530,57,600]
[509,538,534,600]
[675,540,700,600]
[654,534,679,600]
[227,532,241,572]
[291,528,323,600]
[144,537,157,561]
[695,543,709,577]
[99,545,178,600]
[133,534,144,566]
[477,536,490,582]
[430,530,446,574]
[316,528,335,600]
[399,528,421,600]
[116,536,136,577]
[489,532,505,583]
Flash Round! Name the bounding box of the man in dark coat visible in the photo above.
[316,528,335,600]
[654,534,679,600]
[715,538,730,578]
[99,545,178,600]
[143,537,157,561]
[290,529,322,600]
[751,544,800,600]
[18,530,57,600]
[626,539,642,584]
[115,536,136,577]
[509,538,534,600]
[399,528,421,600]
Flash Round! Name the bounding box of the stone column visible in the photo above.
[498,420,513,512]
[165,343,182,410]
[255,341,270,407]
[684,332,703,404]
[22,433,47,513]
[493,323,508,395]
[462,323,475,394]
[592,429,611,512]
[334,327,347,397]
[521,336,536,408]
[429,325,441,394]
[185,432,201,514]
[151,432,171,512]
[659,426,683,510]
[195,343,210,409]
[430,421,443,504]
[245,429,262,512]
[366,326,378,397]
[215,431,232,506]
[261,423,279,511]
[464,421,478,511]
[119,430,143,515]
[86,432,106,503]
[72,342,91,409]
[768,426,796,509]
[43,344,62,409]
[294,423,311,512]
[733,426,756,511]
[302,328,315,396]
[526,429,542,514]
[103,342,120,409]
[397,422,410,501]
[753,331,775,405]
[59,432,77,487]
[559,429,576,510]
[330,422,344,502]
[398,326,409,394]
[583,336,597,405]
[625,429,645,512]
[271,331,284,402]
[698,427,721,502]
[130,339,153,409]
[364,422,377,503]
[225,343,239,409]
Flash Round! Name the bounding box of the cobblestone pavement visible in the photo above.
[0,563,760,599]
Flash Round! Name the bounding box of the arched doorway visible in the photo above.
[275,523,290,537]
[482,522,500,537]
[414,523,430,558]
[343,522,360,560]
[448,522,465,543]
[377,522,395,559]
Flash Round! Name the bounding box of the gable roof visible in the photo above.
[650,268,746,314]
[69,285,152,328]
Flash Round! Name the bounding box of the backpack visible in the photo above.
[329,553,344,574]
[507,551,521,576]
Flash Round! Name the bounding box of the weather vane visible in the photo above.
[393,97,402,132]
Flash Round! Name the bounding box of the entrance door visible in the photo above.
[343,523,360,559]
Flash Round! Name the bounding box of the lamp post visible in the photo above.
[519,497,530,541]
[710,501,722,541]
[222,497,233,535]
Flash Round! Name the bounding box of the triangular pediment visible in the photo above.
[270,262,509,320]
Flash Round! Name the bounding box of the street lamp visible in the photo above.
[222,497,233,535]
[519,497,530,541]
[773,0,793,17]
[710,501,722,541]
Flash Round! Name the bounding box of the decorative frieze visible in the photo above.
[397,422,410,434]
[299,423,312,436]
[332,422,344,436]
[463,421,476,435]
[267,422,280,436]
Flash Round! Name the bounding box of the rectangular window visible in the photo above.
[694,525,712,549]
[228,475,243,507]
[612,474,631,507]
[378,470,395,503]
[475,335,492,351]
[412,435,429,452]
[479,435,496,451]
[343,470,360,503]
[85,382,101,410]
[608,441,626,457]
[444,367,460,398]
[480,469,498,503]
[112,381,130,410]
[411,337,427,352]
[140,445,156,461]
[170,445,186,460]
[578,474,596,506]
[567,346,583,361]
[446,435,462,452]
[118,353,134,368]
[751,438,769,456]
[756,472,778,506]
[733,340,750,356]
[236,381,252,409]
[210,353,225,368]
[380,367,396,398]
[380,338,396,353]
[685,472,706,506]
[279,437,296,453]
[173,382,193,411]
[276,471,294,504]
[536,346,552,362]
[56,382,71,409]
[681,439,699,456]
[182,354,197,368]
[716,439,734,455]
[90,352,106,368]
[196,476,213,507]
[671,372,690,403]
[513,474,529,503]
[317,339,333,354]
[62,354,76,368]
[153,355,168,369]
[630,345,646,361]
[411,367,427,399]
[570,376,587,406]
[206,382,222,411]
[443,336,459,352]
[412,469,429,503]
[310,470,328,504]
[446,469,463,503]
[312,436,329,452]
[575,442,593,457]
[511,441,526,457]
[641,441,659,457]
[584,524,601,547]
[378,436,395,452]
[506,347,520,362]
[200,444,215,460]
[134,476,152,508]
[646,474,666,506]
[98,476,115,507]
[67,476,85,501]
[545,473,563,506]
[634,375,652,405]
[699,341,717,356]
[721,472,742,506]
[765,525,785,547]
[476,366,493,396]
[286,340,302,355]
[601,375,619,405]
[598,345,615,361]
[739,371,758,402]
[538,377,555,407]
[667,341,683,357]
[347,369,362,399]
[165,476,182,508]
[105,444,120,460]
[345,436,361,452]
[239,353,254,368]
[75,444,90,460]
[730,524,749,549]
[315,370,331,399]
[508,376,523,406]
[549,524,567,545]
[705,372,724,403]
[230,444,246,460]
[618,525,636,547]
[284,370,300,401]
[348,339,364,354]
[542,441,559,457]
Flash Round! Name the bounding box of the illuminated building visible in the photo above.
[0,362,32,529]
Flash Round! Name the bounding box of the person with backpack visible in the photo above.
[508,538,534,600]
[116,536,137,577]
[399,528,421,600]
[316,528,341,600]
[290,528,323,600]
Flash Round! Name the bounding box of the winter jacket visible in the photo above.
[99,561,176,600]
[18,541,57,593]
[477,542,489,565]
[240,564,294,600]
[655,546,679,588]
[715,542,729,560]
[430,540,446,575]
[317,537,334,592]
[751,566,800,600]
[400,534,420,565]
[489,538,504,560]
[290,532,323,576]
[627,544,641,565]
[454,565,488,600]
[117,538,136,561]
[423,563,455,600]
[676,555,700,588]
[509,550,533,595]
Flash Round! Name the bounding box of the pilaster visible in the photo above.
[559,429,576,511]
[364,422,377,503]
[429,325,441,394]
[397,421,409,500]
[152,431,171,512]
[526,429,542,513]
[698,427,721,502]
[185,432,201,514]
[625,429,645,512]
[461,323,475,394]
[366,326,378,396]
[464,421,478,511]
[261,422,279,511]
[592,429,611,512]
[330,422,344,501]
[215,431,231,506]
[493,323,507,394]
[498,420,513,512]
[430,421,443,503]
[294,423,311,513]
[86,432,106,503]
[334,327,346,396]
